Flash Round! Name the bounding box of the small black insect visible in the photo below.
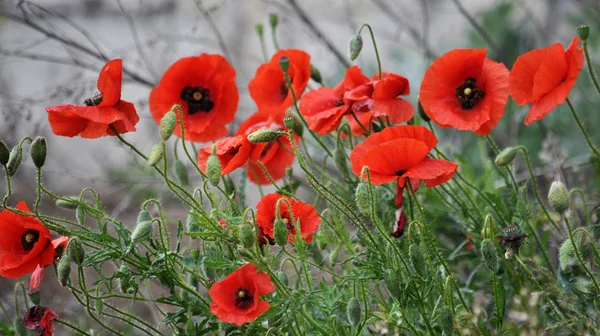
[496,225,528,257]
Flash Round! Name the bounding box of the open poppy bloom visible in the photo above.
[197,135,255,176]
[349,125,458,205]
[256,193,321,243]
[0,203,69,290]
[235,111,298,185]
[209,263,275,326]
[46,59,139,138]
[249,49,311,111]
[149,54,239,142]
[23,305,58,336]
[299,66,369,135]
[419,49,509,135]
[509,37,584,125]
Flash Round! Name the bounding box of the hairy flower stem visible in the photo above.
[570,188,591,227]
[583,40,600,97]
[566,98,600,158]
[357,23,382,79]
[563,216,600,293]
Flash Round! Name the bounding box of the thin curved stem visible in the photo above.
[563,216,600,293]
[566,98,600,158]
[357,24,382,79]
[583,40,600,97]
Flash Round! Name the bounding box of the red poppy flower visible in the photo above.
[235,111,298,185]
[509,37,584,125]
[350,126,457,205]
[23,305,57,336]
[256,193,321,243]
[249,49,311,111]
[149,54,239,142]
[0,202,69,280]
[46,59,139,138]
[299,66,368,135]
[419,49,509,135]
[198,136,254,176]
[209,263,275,326]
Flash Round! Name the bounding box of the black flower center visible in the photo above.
[181,86,214,114]
[334,99,344,107]
[279,77,294,99]
[21,229,40,252]
[234,287,254,310]
[84,92,103,106]
[455,78,485,110]
[395,170,407,176]
[280,214,296,235]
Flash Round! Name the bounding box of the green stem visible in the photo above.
[566,98,600,158]
[55,318,93,336]
[563,216,600,293]
[357,24,382,79]
[2,165,12,208]
[583,40,600,96]
[570,188,591,227]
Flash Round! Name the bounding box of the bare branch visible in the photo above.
[191,0,233,65]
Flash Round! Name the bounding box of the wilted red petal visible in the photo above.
[97,59,122,107]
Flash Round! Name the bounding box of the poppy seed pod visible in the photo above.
[131,220,154,243]
[480,238,499,273]
[409,245,427,278]
[548,181,570,214]
[255,24,264,36]
[30,137,47,168]
[269,13,278,28]
[0,140,9,166]
[274,217,288,246]
[348,35,363,61]
[282,116,295,131]
[354,182,371,216]
[174,160,189,186]
[494,147,518,166]
[6,146,22,176]
[279,56,290,73]
[559,239,577,271]
[346,298,362,326]
[240,223,255,249]
[148,143,164,167]
[67,237,85,265]
[310,64,323,84]
[57,256,71,287]
[27,288,41,306]
[577,24,589,41]
[159,111,177,141]
[248,129,285,143]
[206,145,221,186]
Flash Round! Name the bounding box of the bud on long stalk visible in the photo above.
[67,237,85,265]
[30,137,47,168]
[346,298,362,326]
[559,239,577,271]
[0,140,9,166]
[348,35,363,61]
[481,239,499,273]
[160,111,177,141]
[355,182,370,216]
[174,160,189,186]
[548,181,570,214]
[207,144,221,187]
[57,256,71,287]
[148,143,165,167]
[494,147,517,166]
[131,220,154,243]
[274,218,288,246]
[6,146,22,176]
[240,223,255,249]
[409,245,427,278]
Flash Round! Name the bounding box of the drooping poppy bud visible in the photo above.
[186,212,202,233]
[494,147,517,166]
[559,239,577,271]
[443,275,454,307]
[273,217,288,246]
[57,256,71,287]
[160,110,177,141]
[95,298,104,315]
[480,238,499,273]
[577,24,589,41]
[248,129,286,143]
[6,146,22,176]
[310,64,323,84]
[346,298,362,326]
[30,137,47,168]
[131,220,154,243]
[355,182,370,216]
[117,265,132,294]
[76,206,85,226]
[206,144,221,186]
[67,237,85,265]
[0,140,9,166]
[240,223,255,249]
[548,181,569,214]
[55,197,78,209]
[148,143,165,167]
[174,160,189,186]
[277,270,289,286]
[348,35,363,61]
[383,269,402,300]
[409,245,427,278]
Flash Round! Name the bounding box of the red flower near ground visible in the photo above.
[349,126,458,205]
[249,49,311,111]
[0,202,69,280]
[256,193,321,243]
[46,59,139,138]
[209,263,275,326]
[149,54,239,142]
[299,66,368,135]
[420,49,509,135]
[198,136,254,176]
[509,37,584,125]
[235,111,298,185]
[23,306,57,336]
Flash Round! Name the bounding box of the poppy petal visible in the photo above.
[531,43,568,101]
[371,98,414,124]
[29,265,45,290]
[97,59,123,107]
[403,158,458,188]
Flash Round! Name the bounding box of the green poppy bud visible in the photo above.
[494,147,517,166]
[548,181,569,214]
[174,160,189,186]
[137,209,152,224]
[274,217,288,246]
[577,24,589,41]
[186,212,202,233]
[55,197,78,209]
[57,256,71,287]
[131,220,154,243]
[67,237,85,265]
[255,24,264,36]
[437,306,454,336]
[334,145,350,179]
[95,298,104,315]
[0,140,9,166]
[310,64,323,84]
[277,270,289,286]
[355,182,370,216]
[240,223,255,249]
[348,35,363,61]
[117,265,132,293]
[160,111,177,141]
[248,129,285,143]
[383,269,402,300]
[30,137,47,168]
[279,55,290,73]
[329,246,340,264]
[417,100,430,122]
[346,298,362,326]
[147,143,164,167]
[76,206,85,226]
[27,288,41,306]
[443,275,454,307]
[206,145,221,187]
[559,239,578,271]
[409,245,427,278]
[6,146,22,176]
[185,318,195,336]
[480,238,499,273]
